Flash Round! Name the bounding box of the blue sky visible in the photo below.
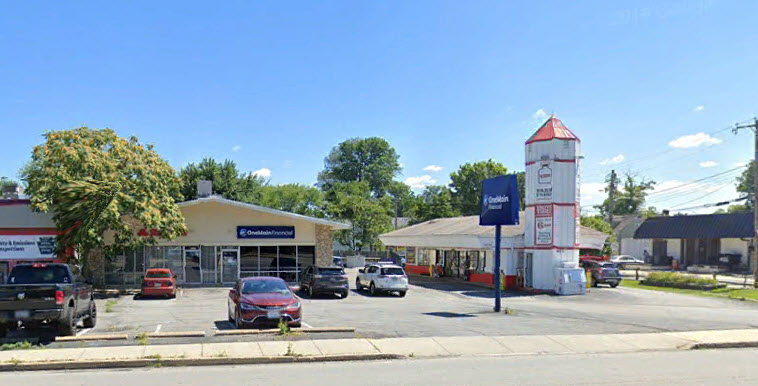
[1,1,756,213]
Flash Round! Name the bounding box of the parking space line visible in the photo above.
[154,324,162,333]
[301,322,313,329]
[77,328,92,336]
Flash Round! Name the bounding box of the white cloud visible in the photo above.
[232,145,241,152]
[668,133,722,149]
[423,165,444,173]
[252,168,271,178]
[404,175,437,190]
[533,109,548,121]
[735,161,749,168]
[692,105,705,112]
[599,154,625,165]
[699,160,719,168]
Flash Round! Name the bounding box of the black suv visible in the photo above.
[300,266,349,298]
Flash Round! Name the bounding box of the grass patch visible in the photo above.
[105,300,118,313]
[1,341,34,351]
[645,272,718,286]
[622,280,758,302]
[278,319,290,335]
[135,333,149,346]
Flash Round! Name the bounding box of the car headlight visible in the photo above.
[240,303,260,311]
[290,302,300,309]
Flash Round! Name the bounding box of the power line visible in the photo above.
[670,196,748,212]
[668,182,732,209]
[645,172,743,204]
[645,165,746,197]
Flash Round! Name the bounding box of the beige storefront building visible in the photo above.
[103,196,349,287]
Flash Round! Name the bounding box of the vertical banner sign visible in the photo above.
[535,162,553,203]
[534,204,553,246]
[480,174,520,313]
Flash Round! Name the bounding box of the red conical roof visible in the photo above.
[525,114,580,145]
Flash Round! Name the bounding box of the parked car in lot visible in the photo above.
[0,263,96,337]
[140,268,177,298]
[228,277,301,329]
[356,264,409,297]
[610,255,644,269]
[580,260,622,288]
[332,256,345,267]
[300,266,349,298]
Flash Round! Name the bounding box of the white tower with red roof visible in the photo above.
[524,114,582,291]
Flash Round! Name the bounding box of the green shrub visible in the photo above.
[646,272,718,286]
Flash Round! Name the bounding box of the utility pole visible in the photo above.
[734,118,758,287]
[608,170,617,226]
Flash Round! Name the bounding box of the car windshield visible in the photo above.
[8,265,70,284]
[381,268,405,275]
[241,280,290,295]
[320,268,344,275]
[146,272,172,278]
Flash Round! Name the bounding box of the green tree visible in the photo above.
[317,137,401,197]
[410,185,458,224]
[258,184,326,217]
[178,158,266,202]
[22,127,187,262]
[387,181,415,217]
[449,159,509,215]
[736,162,754,209]
[324,181,393,252]
[596,173,656,217]
[580,215,614,255]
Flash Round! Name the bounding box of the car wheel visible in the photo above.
[291,322,301,328]
[341,291,349,299]
[58,306,76,336]
[398,291,406,298]
[369,282,377,296]
[83,302,97,328]
[610,282,619,288]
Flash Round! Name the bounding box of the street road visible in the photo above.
[7,348,758,385]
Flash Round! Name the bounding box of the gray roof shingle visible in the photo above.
[634,212,753,239]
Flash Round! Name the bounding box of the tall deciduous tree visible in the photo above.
[178,158,266,203]
[324,181,393,252]
[317,137,401,197]
[387,181,415,218]
[595,173,656,217]
[410,185,458,224]
[22,127,187,261]
[258,184,326,218]
[449,159,509,216]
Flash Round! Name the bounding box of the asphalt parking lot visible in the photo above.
[8,268,758,348]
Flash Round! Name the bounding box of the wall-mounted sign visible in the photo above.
[479,174,520,226]
[237,226,295,239]
[535,217,553,246]
[535,162,553,203]
[0,236,57,260]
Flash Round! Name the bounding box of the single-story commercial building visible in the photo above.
[102,195,349,287]
[0,199,65,283]
[378,215,608,289]
[625,212,753,270]
[1,185,349,287]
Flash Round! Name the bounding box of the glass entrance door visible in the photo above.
[219,248,239,283]
[184,246,202,284]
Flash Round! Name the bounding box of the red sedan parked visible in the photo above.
[227,277,301,329]
[140,268,177,298]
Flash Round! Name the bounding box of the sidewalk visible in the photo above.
[3,329,758,371]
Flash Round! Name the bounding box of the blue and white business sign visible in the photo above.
[479,174,520,226]
[237,226,295,239]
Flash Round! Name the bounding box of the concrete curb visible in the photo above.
[689,341,758,350]
[145,331,206,338]
[214,327,356,336]
[56,333,129,342]
[0,353,404,372]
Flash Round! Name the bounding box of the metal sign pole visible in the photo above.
[494,224,502,312]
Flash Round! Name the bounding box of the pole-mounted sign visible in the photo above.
[480,174,520,312]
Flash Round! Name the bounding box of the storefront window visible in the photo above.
[240,246,259,272]
[201,246,216,284]
[278,246,297,281]
[297,246,315,270]
[146,246,164,269]
[469,251,480,271]
[165,247,183,282]
[260,246,277,275]
[406,247,416,265]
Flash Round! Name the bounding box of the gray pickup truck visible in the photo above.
[0,263,96,337]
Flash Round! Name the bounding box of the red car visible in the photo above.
[227,277,302,329]
[140,268,177,298]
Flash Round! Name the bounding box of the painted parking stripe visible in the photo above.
[77,328,92,336]
[154,324,162,333]
[301,322,313,329]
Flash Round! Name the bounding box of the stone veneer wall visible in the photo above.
[86,248,106,287]
[315,224,333,266]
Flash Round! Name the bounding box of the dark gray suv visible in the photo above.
[300,266,349,298]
